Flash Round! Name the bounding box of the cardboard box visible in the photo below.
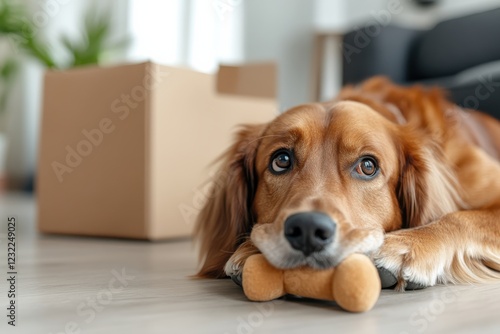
[37,61,277,240]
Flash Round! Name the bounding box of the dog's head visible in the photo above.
[196,82,462,278]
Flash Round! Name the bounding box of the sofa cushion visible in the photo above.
[342,25,421,84]
[411,61,500,118]
[410,8,500,80]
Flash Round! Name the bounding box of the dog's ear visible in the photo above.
[397,130,463,228]
[195,124,265,278]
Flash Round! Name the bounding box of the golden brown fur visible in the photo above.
[196,77,500,290]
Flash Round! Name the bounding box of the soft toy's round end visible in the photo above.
[333,254,381,312]
[242,254,285,301]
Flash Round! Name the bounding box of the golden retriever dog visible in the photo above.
[195,77,500,291]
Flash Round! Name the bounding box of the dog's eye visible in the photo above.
[270,150,292,174]
[355,157,378,177]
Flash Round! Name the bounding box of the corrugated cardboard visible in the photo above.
[217,63,277,99]
[37,61,277,240]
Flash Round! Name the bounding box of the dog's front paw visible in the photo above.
[224,257,244,287]
[223,240,261,287]
[373,228,446,291]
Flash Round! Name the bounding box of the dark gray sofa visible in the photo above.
[342,8,500,119]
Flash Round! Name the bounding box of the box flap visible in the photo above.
[216,63,277,99]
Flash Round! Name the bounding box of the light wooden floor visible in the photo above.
[1,193,500,334]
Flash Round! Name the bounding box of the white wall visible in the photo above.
[128,0,244,73]
[187,0,244,72]
[128,0,186,66]
[243,0,315,110]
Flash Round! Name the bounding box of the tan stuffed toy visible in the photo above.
[242,253,381,312]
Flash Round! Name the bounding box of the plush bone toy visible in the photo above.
[241,253,381,312]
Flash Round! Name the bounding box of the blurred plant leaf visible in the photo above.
[62,9,129,68]
[0,0,56,68]
[0,58,18,114]
[0,58,17,80]
[0,0,27,33]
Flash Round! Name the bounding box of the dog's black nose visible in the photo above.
[284,211,336,256]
